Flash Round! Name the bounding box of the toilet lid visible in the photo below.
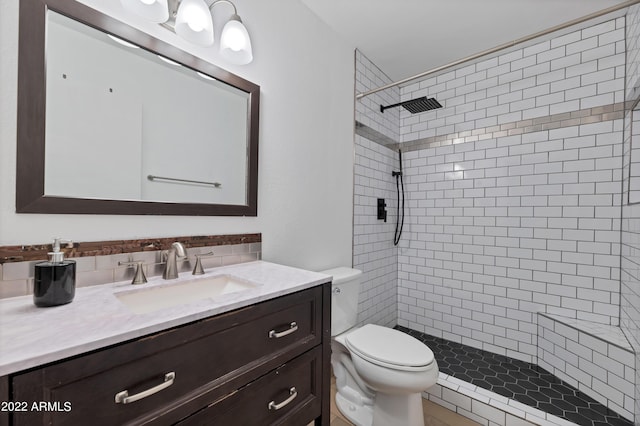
[345,324,434,369]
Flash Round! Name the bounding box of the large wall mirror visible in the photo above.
[16,0,259,216]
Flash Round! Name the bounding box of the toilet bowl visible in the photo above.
[322,267,439,426]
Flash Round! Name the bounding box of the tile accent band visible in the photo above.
[0,233,262,264]
[357,102,626,151]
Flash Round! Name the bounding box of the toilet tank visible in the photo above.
[320,267,362,336]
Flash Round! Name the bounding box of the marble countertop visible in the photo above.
[0,261,331,376]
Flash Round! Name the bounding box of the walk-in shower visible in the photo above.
[352,0,640,423]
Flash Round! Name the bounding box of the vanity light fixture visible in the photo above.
[120,0,253,65]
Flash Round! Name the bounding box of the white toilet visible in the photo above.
[321,267,439,426]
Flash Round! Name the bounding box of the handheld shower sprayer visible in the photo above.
[393,149,404,246]
[392,149,403,177]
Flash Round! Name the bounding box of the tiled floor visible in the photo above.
[396,326,633,426]
[328,376,479,426]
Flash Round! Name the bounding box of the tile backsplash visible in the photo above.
[0,234,261,299]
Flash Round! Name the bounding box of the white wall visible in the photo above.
[0,0,355,272]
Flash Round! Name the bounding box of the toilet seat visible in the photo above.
[345,324,435,372]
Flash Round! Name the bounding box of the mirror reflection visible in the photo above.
[45,11,250,206]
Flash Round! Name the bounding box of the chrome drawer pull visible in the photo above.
[114,372,175,404]
[269,322,298,339]
[268,387,297,411]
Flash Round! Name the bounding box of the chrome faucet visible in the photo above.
[163,242,187,280]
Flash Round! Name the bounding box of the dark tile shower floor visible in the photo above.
[395,326,633,426]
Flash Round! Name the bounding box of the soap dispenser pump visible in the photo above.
[33,238,76,307]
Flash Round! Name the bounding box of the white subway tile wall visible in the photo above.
[537,313,635,420]
[395,17,626,364]
[354,51,400,327]
[355,50,400,143]
[626,5,640,101]
[620,4,640,424]
[399,17,626,144]
[628,110,640,203]
[354,135,399,327]
[620,5,640,419]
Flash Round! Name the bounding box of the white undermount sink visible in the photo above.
[116,274,258,314]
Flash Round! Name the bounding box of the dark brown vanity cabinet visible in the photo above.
[2,284,331,425]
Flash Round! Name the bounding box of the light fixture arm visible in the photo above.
[161,0,180,28]
[167,0,180,19]
[207,0,237,15]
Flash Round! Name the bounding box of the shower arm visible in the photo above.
[381,100,412,113]
[356,0,640,100]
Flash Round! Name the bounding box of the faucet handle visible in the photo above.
[192,252,215,275]
[118,260,147,285]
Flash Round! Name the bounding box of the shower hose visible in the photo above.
[393,149,404,246]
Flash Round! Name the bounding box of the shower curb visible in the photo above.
[424,372,578,426]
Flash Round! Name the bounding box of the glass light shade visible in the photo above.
[175,0,214,46]
[120,0,169,23]
[220,15,253,65]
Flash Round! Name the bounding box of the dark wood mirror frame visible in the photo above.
[16,0,259,216]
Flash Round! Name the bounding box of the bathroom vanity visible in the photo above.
[0,261,331,425]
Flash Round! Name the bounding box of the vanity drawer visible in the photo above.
[11,286,323,426]
[177,346,322,426]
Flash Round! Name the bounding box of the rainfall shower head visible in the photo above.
[380,96,442,114]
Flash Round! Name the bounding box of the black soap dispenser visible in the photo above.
[34,238,76,307]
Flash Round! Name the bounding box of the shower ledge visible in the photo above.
[539,313,632,351]
[537,312,635,421]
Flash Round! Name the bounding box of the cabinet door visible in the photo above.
[11,286,323,426]
[178,347,322,426]
[0,375,8,426]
